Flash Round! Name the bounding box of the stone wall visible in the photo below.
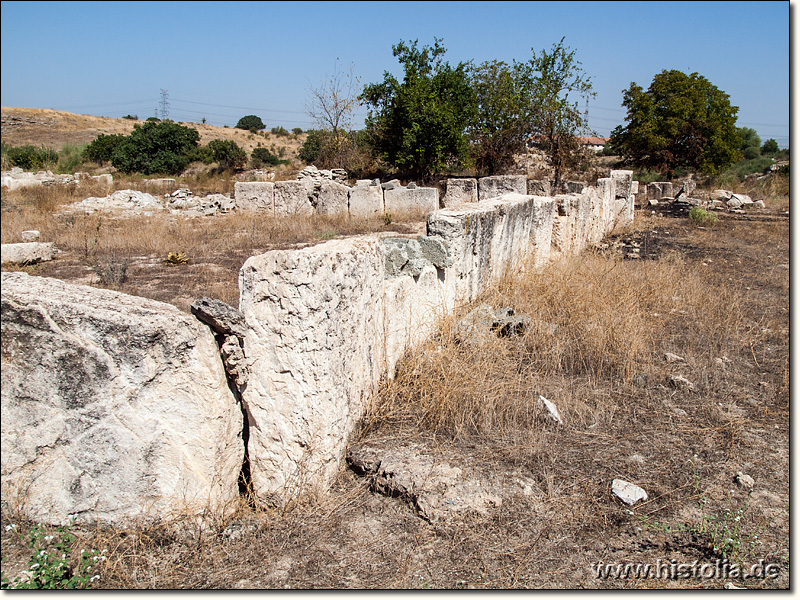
[1,172,638,521]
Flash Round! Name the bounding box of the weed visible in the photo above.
[688,206,718,226]
[165,251,189,265]
[93,258,129,287]
[1,524,106,589]
[383,213,393,225]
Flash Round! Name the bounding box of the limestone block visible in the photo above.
[348,184,384,217]
[442,178,478,208]
[610,170,634,199]
[647,182,673,201]
[383,186,438,216]
[563,181,586,194]
[20,230,40,243]
[527,179,551,196]
[315,180,350,216]
[1,242,56,265]
[0,272,243,525]
[235,181,274,213]
[238,237,385,504]
[478,175,527,201]
[274,180,313,216]
[93,174,113,186]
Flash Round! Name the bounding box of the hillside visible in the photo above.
[0,107,307,160]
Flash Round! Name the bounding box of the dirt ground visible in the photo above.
[1,209,789,589]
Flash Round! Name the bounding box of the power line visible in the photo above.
[170,98,307,115]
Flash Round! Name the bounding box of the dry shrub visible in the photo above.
[370,250,748,440]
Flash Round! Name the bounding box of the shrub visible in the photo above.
[188,144,214,164]
[83,134,125,164]
[235,115,265,131]
[761,138,779,155]
[689,206,718,226]
[56,143,89,173]
[146,117,160,122]
[250,146,287,168]
[292,127,303,135]
[271,125,289,137]
[208,139,247,171]
[298,129,325,164]
[111,121,200,175]
[122,114,138,120]
[2,144,59,170]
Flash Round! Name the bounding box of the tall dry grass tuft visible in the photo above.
[369,249,750,440]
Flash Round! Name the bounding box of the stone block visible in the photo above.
[315,180,350,216]
[234,181,274,213]
[478,175,527,201]
[648,182,674,200]
[1,272,242,525]
[442,178,478,208]
[1,242,56,265]
[20,230,40,242]
[348,184,384,218]
[383,186,438,216]
[274,180,313,216]
[610,170,634,198]
[527,179,551,196]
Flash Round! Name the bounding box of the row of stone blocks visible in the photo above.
[0,171,636,525]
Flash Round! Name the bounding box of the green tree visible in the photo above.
[251,146,286,168]
[761,138,779,155]
[361,38,477,180]
[208,139,247,170]
[111,121,200,175]
[469,59,534,176]
[83,133,125,163]
[610,69,740,177]
[235,115,265,131]
[737,127,761,160]
[518,37,595,185]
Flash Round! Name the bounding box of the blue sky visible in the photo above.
[0,1,791,146]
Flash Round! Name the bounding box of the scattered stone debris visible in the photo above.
[664,352,685,363]
[611,478,648,505]
[453,304,531,345]
[669,374,695,390]
[297,165,348,186]
[1,167,112,191]
[347,442,506,523]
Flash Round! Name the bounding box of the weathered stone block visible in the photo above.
[315,180,350,216]
[383,186,438,215]
[1,272,243,525]
[348,184,384,217]
[527,179,551,196]
[610,170,634,199]
[1,242,56,265]
[234,181,274,213]
[647,182,673,200]
[274,180,313,216]
[478,175,527,201]
[239,238,385,504]
[442,178,478,208]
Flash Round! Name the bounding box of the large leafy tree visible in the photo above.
[610,70,740,177]
[111,121,200,175]
[360,38,477,181]
[518,38,595,185]
[469,60,534,176]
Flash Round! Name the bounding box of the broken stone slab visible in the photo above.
[538,395,563,425]
[611,479,648,505]
[381,179,402,191]
[382,236,452,278]
[442,178,478,208]
[669,374,695,390]
[453,304,531,345]
[735,472,755,490]
[347,442,502,522]
[314,180,350,216]
[478,174,527,201]
[1,272,243,526]
[610,170,634,198]
[190,297,248,340]
[1,242,56,265]
[273,180,313,216]
[20,230,40,242]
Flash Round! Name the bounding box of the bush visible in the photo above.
[146,117,160,122]
[83,134,125,164]
[111,121,200,175]
[2,144,59,170]
[188,144,214,164]
[761,138,779,155]
[208,139,247,171]
[292,127,303,135]
[298,129,325,164]
[689,206,718,226]
[235,115,265,131]
[56,143,89,173]
[271,125,289,137]
[250,146,288,168]
[122,114,138,120]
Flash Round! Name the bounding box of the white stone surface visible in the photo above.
[348,184,384,218]
[442,178,478,208]
[235,181,274,213]
[1,272,243,525]
[274,180,313,216]
[611,479,648,505]
[1,242,56,265]
[478,175,527,201]
[315,180,350,216]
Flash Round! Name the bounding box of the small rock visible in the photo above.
[538,395,563,425]
[612,479,647,505]
[669,374,695,390]
[20,230,40,242]
[735,472,755,490]
[664,352,685,363]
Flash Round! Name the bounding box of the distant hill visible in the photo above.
[0,107,306,160]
